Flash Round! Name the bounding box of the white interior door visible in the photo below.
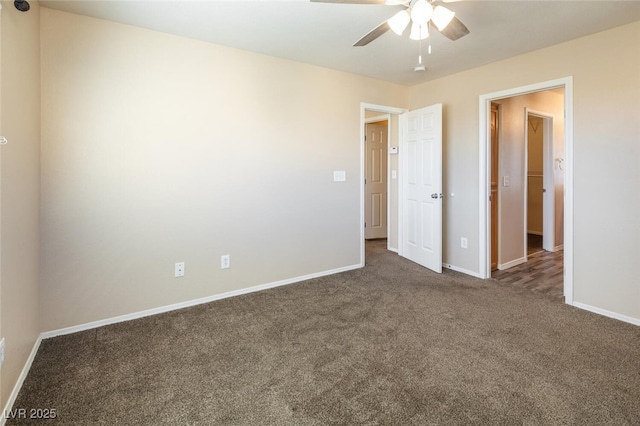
[400,104,443,273]
[365,121,388,239]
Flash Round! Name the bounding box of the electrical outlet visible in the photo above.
[175,262,185,278]
[0,338,5,369]
[333,171,346,182]
[461,237,468,249]
[503,175,511,187]
[221,255,230,269]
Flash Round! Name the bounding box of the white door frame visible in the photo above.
[524,108,556,253]
[479,77,574,305]
[360,103,408,266]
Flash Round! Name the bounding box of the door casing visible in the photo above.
[360,103,408,266]
[479,77,574,305]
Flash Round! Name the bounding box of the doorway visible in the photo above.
[525,109,557,254]
[364,119,389,240]
[480,77,573,304]
[360,103,407,266]
[527,113,545,255]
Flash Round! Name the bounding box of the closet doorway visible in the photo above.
[482,79,571,303]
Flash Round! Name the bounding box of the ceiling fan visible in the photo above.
[310,0,469,46]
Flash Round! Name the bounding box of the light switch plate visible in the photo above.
[0,338,5,369]
[333,171,346,182]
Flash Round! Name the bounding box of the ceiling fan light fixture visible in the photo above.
[388,10,410,36]
[410,0,433,26]
[409,22,429,41]
[432,5,455,31]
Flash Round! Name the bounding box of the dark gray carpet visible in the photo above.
[9,241,640,425]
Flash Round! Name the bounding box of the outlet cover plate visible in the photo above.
[221,255,230,269]
[175,262,185,277]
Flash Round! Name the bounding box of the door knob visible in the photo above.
[431,193,443,199]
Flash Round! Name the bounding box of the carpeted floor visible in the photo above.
[9,241,640,425]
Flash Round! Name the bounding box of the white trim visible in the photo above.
[42,263,361,339]
[498,257,527,271]
[443,263,483,279]
[1,337,43,426]
[479,77,574,306]
[361,103,407,116]
[563,80,574,305]
[571,302,640,327]
[398,112,406,258]
[385,117,392,250]
[365,115,389,124]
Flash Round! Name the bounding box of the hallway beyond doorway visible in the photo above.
[492,249,564,301]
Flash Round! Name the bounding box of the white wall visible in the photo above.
[409,21,640,321]
[0,0,41,410]
[39,8,408,331]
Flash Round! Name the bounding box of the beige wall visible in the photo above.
[409,21,640,320]
[0,3,638,409]
[39,10,640,328]
[39,8,409,331]
[0,0,41,409]
[495,90,565,265]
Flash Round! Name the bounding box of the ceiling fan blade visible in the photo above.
[354,21,391,46]
[437,16,469,41]
[309,0,387,4]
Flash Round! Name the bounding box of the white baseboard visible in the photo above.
[571,302,640,327]
[442,263,483,279]
[1,336,43,426]
[498,257,527,270]
[41,263,362,339]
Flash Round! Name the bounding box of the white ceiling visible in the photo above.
[39,0,640,86]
